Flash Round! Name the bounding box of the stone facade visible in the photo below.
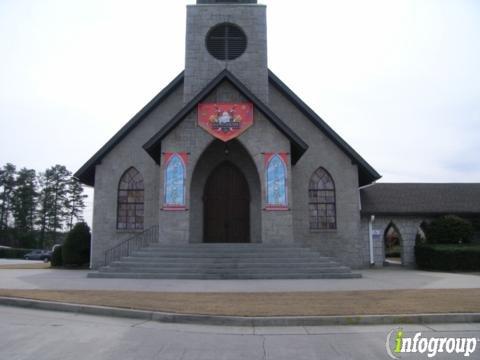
[184,4,268,103]
[159,81,293,246]
[360,215,430,267]
[82,1,381,270]
[90,85,184,268]
[268,84,365,268]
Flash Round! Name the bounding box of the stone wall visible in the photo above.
[90,85,184,269]
[184,4,268,103]
[160,81,294,245]
[360,215,431,267]
[267,83,365,268]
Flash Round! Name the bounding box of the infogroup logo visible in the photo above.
[386,328,478,358]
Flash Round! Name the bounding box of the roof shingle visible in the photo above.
[360,183,480,215]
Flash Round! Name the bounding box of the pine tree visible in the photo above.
[0,163,17,231]
[12,168,37,231]
[45,165,71,243]
[36,171,53,248]
[65,177,87,230]
[12,168,38,247]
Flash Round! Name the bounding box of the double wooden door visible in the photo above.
[204,162,250,243]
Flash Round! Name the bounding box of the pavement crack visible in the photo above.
[329,343,342,356]
[423,324,437,332]
[179,349,187,360]
[130,320,150,328]
[261,335,267,360]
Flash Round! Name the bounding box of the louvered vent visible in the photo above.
[206,23,247,61]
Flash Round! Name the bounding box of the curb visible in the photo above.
[0,296,479,327]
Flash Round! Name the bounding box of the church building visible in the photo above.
[76,0,480,278]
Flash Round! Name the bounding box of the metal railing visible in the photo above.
[104,225,159,266]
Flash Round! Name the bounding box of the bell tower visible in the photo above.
[184,0,268,103]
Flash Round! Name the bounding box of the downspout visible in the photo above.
[368,215,375,266]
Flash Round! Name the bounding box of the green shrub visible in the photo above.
[425,215,474,244]
[471,217,480,232]
[0,247,32,259]
[51,245,63,267]
[385,245,401,258]
[62,223,91,266]
[415,243,480,271]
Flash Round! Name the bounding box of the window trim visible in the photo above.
[116,167,144,231]
[308,167,337,231]
[264,153,288,210]
[163,152,187,210]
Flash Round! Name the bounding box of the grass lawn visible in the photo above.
[0,288,479,317]
[0,263,51,270]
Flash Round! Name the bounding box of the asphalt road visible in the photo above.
[0,306,479,360]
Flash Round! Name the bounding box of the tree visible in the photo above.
[36,165,70,247]
[12,168,38,248]
[45,165,71,243]
[0,163,17,231]
[36,171,54,248]
[65,177,87,230]
[12,168,37,232]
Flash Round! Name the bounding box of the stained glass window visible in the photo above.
[117,167,144,230]
[164,153,186,208]
[309,167,336,230]
[266,154,287,208]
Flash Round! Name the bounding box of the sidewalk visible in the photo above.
[1,267,479,293]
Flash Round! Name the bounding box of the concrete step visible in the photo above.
[121,253,335,262]
[128,252,329,259]
[101,265,352,273]
[91,243,361,279]
[114,257,336,263]
[109,261,339,268]
[88,272,362,280]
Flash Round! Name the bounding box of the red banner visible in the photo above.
[163,152,188,165]
[263,152,288,166]
[198,103,254,142]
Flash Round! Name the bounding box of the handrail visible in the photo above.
[104,225,159,266]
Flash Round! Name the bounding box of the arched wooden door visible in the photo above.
[204,162,250,243]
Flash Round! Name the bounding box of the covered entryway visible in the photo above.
[204,161,250,243]
[189,139,261,244]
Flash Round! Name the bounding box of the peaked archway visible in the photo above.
[384,222,403,265]
[189,139,261,244]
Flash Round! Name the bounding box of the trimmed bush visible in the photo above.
[51,245,63,267]
[415,244,480,271]
[0,247,32,259]
[62,223,91,266]
[425,215,474,244]
[385,245,401,258]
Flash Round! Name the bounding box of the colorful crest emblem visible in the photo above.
[198,103,254,142]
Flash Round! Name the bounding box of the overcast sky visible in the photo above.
[1,0,479,225]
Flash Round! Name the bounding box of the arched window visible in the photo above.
[164,153,186,208]
[309,168,336,230]
[266,154,287,208]
[117,167,144,230]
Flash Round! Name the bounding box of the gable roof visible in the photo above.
[143,69,308,165]
[74,71,184,186]
[360,183,480,215]
[268,70,381,186]
[75,69,381,188]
